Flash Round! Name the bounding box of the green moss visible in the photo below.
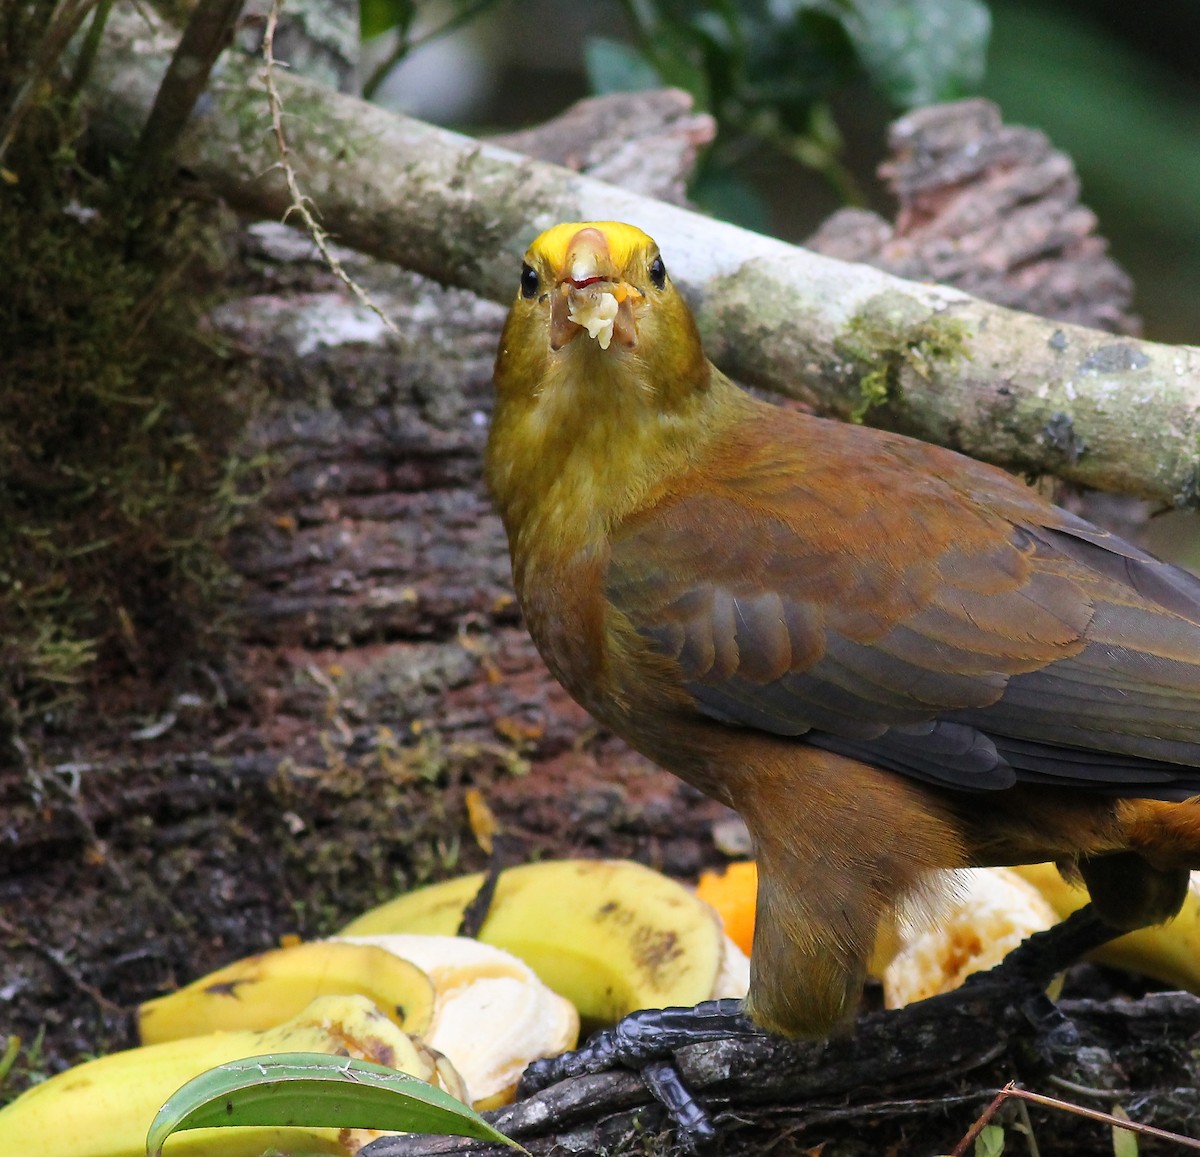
[837,293,971,422]
[0,3,260,729]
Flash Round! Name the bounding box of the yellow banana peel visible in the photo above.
[138,939,435,1045]
[337,933,579,1110]
[0,993,459,1157]
[339,858,734,1023]
[1011,862,1200,993]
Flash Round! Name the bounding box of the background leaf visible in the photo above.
[359,0,415,41]
[584,36,663,95]
[842,0,991,107]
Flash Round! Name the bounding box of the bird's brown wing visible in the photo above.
[605,414,1200,797]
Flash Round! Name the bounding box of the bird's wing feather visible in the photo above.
[605,411,1200,795]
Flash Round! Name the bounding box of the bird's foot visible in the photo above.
[519,998,757,1151]
[968,902,1119,993]
[961,902,1121,1052]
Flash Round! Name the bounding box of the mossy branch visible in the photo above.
[87,3,1200,506]
[131,0,244,190]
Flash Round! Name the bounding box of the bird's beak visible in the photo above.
[549,226,643,352]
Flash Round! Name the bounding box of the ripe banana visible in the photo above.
[337,933,579,1110]
[138,939,436,1045]
[0,994,461,1157]
[881,867,1059,1007]
[1011,862,1200,993]
[339,859,747,1023]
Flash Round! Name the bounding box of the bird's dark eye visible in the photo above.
[648,254,667,290]
[520,263,539,299]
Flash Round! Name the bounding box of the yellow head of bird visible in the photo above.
[494,221,707,400]
[486,222,723,546]
[513,222,667,348]
[511,221,665,352]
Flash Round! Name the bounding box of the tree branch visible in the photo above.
[359,990,1200,1155]
[86,3,1200,505]
[130,0,243,189]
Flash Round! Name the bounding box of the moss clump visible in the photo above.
[837,294,971,423]
[0,4,258,730]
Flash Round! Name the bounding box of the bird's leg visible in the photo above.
[961,902,1124,1051]
[970,902,1120,993]
[519,906,1125,1150]
[519,998,758,1150]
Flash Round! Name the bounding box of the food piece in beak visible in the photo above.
[550,282,641,351]
[568,286,620,348]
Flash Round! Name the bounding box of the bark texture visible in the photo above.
[86,2,1200,506]
[807,99,1139,336]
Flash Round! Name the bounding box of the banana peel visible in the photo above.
[1011,862,1200,993]
[138,939,436,1045]
[337,933,579,1110]
[339,858,746,1023]
[136,926,584,1111]
[0,993,463,1157]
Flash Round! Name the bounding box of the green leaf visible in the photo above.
[146,1052,521,1157]
[584,37,663,95]
[360,0,415,42]
[842,0,990,108]
[1111,1105,1139,1157]
[975,1123,1005,1157]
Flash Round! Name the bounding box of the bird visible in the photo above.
[485,219,1200,1041]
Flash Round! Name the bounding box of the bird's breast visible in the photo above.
[512,543,611,709]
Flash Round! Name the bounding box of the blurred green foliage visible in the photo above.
[359,0,506,99]
[356,0,988,207]
[585,0,989,211]
[985,1,1200,343]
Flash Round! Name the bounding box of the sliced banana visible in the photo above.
[336,934,579,1109]
[882,867,1058,1008]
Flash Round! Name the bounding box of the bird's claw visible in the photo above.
[519,998,755,1151]
[640,1059,719,1151]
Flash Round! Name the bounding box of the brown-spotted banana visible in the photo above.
[138,939,436,1045]
[338,858,749,1023]
[0,993,463,1157]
